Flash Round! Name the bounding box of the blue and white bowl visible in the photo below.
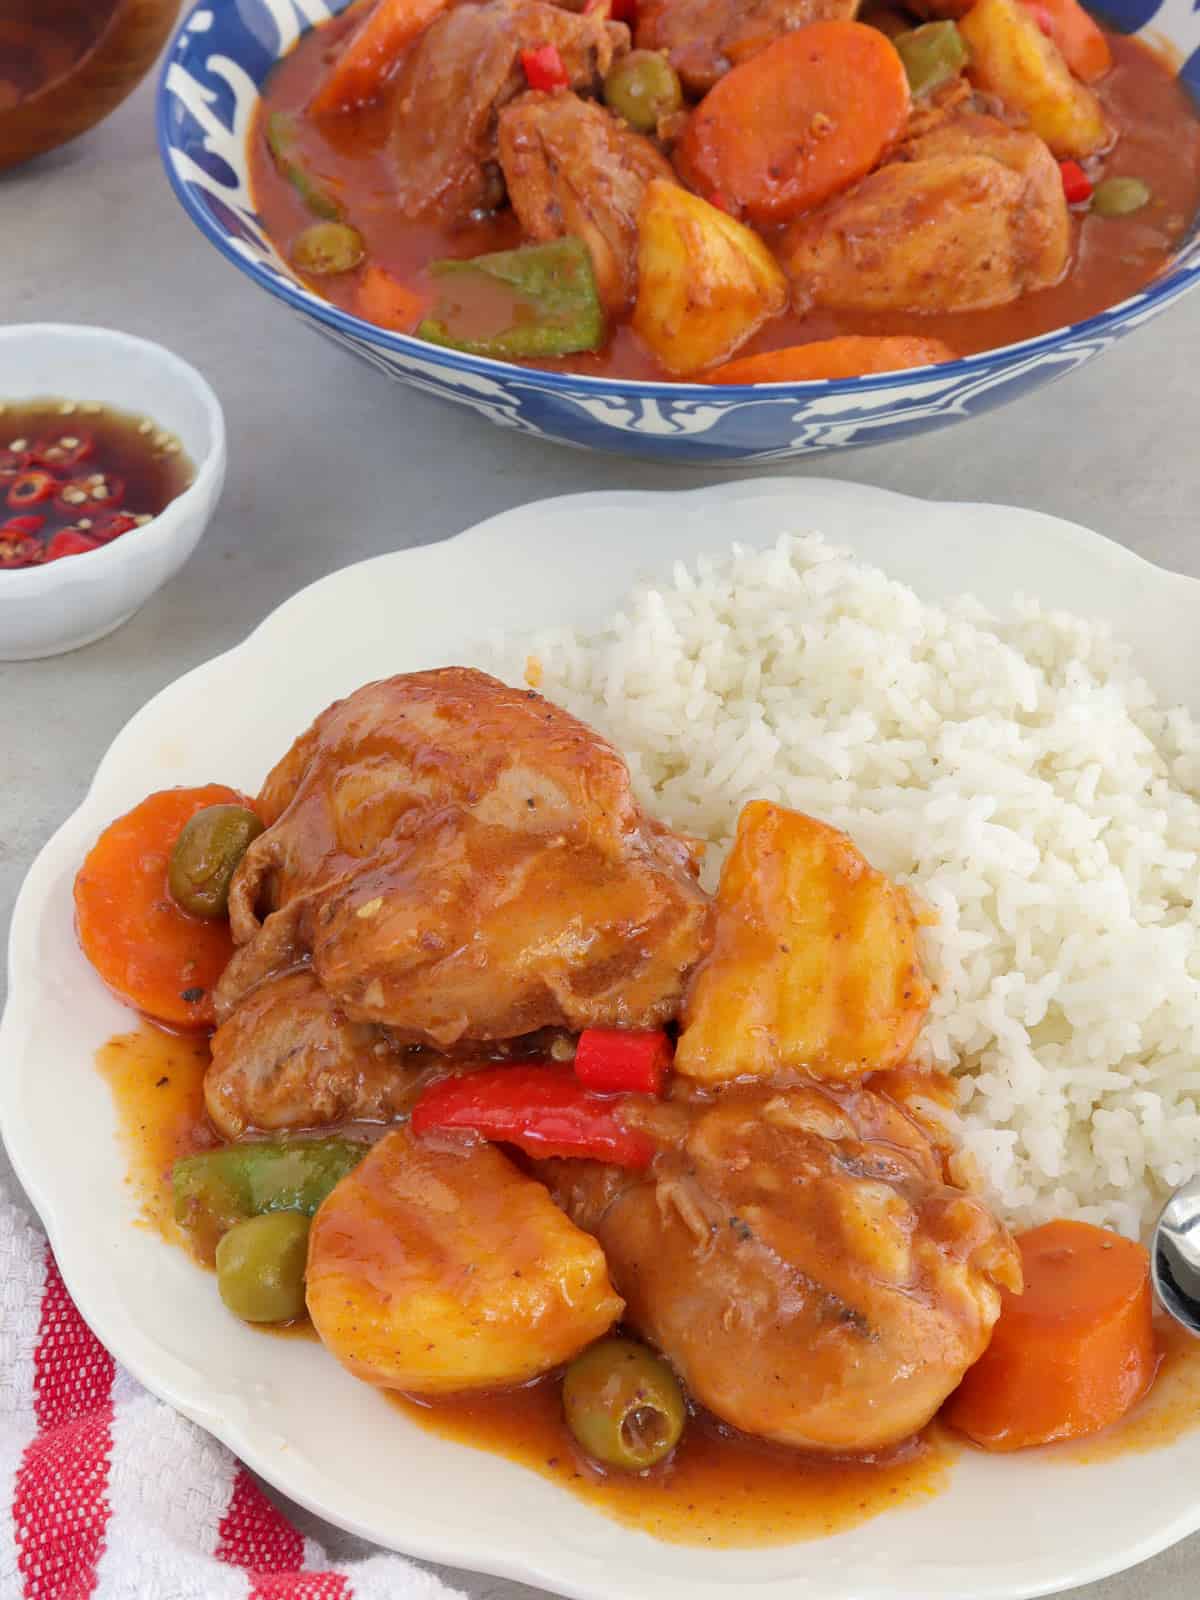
[159,0,1200,463]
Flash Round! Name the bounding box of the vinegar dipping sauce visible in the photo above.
[0,398,194,568]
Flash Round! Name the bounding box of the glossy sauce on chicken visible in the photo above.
[251,10,1200,377]
[96,1022,954,1544]
[96,1020,1200,1545]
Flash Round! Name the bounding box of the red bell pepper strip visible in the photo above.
[410,1065,656,1167]
[521,43,569,91]
[574,1027,672,1096]
[7,469,58,508]
[1059,159,1093,205]
[44,529,101,562]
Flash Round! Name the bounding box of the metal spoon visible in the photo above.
[1152,1175,1200,1335]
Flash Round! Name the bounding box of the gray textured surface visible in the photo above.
[2,67,1198,1598]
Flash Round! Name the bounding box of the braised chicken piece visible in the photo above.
[635,0,859,94]
[548,1075,1021,1452]
[784,111,1070,314]
[388,0,628,223]
[498,92,676,314]
[308,1126,623,1393]
[217,668,711,1046]
[204,971,430,1139]
[676,803,930,1083]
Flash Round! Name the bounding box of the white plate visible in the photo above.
[3,478,1199,1600]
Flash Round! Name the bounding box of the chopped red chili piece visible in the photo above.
[88,510,141,544]
[1,514,46,537]
[55,472,125,515]
[44,528,101,562]
[0,533,43,567]
[520,43,570,91]
[609,0,637,21]
[0,447,31,474]
[411,1064,657,1167]
[31,430,94,470]
[1059,159,1093,204]
[7,469,59,508]
[574,1027,673,1095]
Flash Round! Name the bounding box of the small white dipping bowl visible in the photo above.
[0,324,226,661]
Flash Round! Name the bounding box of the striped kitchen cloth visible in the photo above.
[0,1171,463,1600]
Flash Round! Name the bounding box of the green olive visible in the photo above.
[603,51,683,134]
[562,1336,686,1470]
[215,1211,311,1323]
[168,804,263,919]
[290,220,366,276]
[1091,176,1151,218]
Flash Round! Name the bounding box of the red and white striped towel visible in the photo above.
[0,1173,464,1600]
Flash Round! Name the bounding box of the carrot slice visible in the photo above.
[356,263,426,333]
[309,0,450,117]
[74,785,250,1031]
[1026,0,1111,81]
[676,22,911,225]
[943,1218,1158,1451]
[706,336,957,383]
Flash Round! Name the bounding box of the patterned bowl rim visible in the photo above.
[156,0,1200,400]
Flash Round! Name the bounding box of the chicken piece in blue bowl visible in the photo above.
[158,0,1200,461]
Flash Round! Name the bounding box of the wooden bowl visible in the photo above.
[0,0,181,171]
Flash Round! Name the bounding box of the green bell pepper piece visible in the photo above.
[417,237,605,359]
[173,1137,366,1248]
[893,21,968,97]
[265,112,344,222]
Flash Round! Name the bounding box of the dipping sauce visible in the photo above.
[0,3,114,110]
[0,398,194,568]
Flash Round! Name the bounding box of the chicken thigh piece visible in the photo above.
[784,111,1070,314]
[388,0,627,223]
[204,971,430,1138]
[636,0,858,94]
[499,92,676,314]
[217,669,711,1046]
[549,1076,1021,1452]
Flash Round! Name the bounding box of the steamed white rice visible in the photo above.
[490,532,1200,1238]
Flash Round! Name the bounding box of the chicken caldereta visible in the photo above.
[249,0,1200,381]
[77,668,1163,1498]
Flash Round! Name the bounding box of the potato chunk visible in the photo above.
[632,179,788,376]
[959,0,1110,158]
[675,802,930,1083]
[306,1126,622,1394]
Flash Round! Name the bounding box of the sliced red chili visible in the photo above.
[411,1064,656,1167]
[0,533,45,568]
[1059,159,1093,205]
[0,446,31,474]
[1,514,46,537]
[88,510,140,544]
[55,472,125,515]
[574,1027,673,1096]
[44,528,101,562]
[31,430,95,471]
[520,43,569,91]
[7,469,59,508]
